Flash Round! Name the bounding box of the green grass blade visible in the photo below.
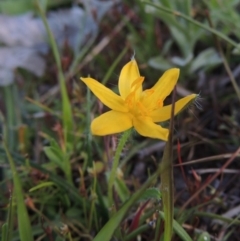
[36,0,73,183]
[29,181,56,192]
[1,223,8,241]
[2,194,14,241]
[36,1,74,151]
[3,141,34,241]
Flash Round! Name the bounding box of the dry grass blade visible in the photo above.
[180,147,240,212]
[174,153,240,167]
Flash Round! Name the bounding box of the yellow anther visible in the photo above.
[156,99,163,108]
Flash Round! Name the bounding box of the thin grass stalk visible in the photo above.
[194,211,240,225]
[25,97,58,116]
[86,88,93,167]
[1,195,14,241]
[88,164,98,230]
[102,47,128,85]
[68,37,96,79]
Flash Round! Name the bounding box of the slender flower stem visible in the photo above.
[108,129,132,207]
[160,87,176,241]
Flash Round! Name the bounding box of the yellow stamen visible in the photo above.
[156,99,163,108]
[136,102,150,116]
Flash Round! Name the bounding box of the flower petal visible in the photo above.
[133,116,169,140]
[91,111,133,135]
[142,68,179,108]
[81,77,128,112]
[119,59,141,99]
[153,68,180,99]
[150,94,197,122]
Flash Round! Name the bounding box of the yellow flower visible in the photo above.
[81,59,197,141]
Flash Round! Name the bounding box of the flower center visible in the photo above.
[125,93,150,117]
[124,77,149,117]
[124,78,163,117]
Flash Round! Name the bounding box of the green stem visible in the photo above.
[88,168,97,230]
[108,129,132,207]
[160,87,176,241]
[86,88,93,167]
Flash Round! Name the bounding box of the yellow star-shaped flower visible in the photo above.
[81,59,197,141]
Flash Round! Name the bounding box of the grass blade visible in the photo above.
[159,211,192,241]
[36,1,74,151]
[1,194,14,241]
[3,141,34,241]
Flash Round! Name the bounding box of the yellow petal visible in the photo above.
[118,59,141,99]
[142,68,179,108]
[91,111,133,135]
[81,77,128,112]
[150,94,197,122]
[133,116,169,140]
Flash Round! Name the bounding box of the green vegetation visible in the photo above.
[1,0,240,240]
